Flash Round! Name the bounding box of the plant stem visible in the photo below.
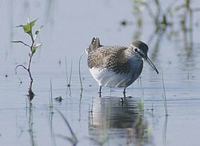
[162,71,168,116]
[27,32,35,101]
[78,54,84,91]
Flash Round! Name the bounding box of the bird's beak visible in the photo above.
[145,56,159,74]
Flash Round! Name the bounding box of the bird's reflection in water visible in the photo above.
[89,96,152,146]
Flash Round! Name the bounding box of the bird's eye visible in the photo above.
[135,48,138,52]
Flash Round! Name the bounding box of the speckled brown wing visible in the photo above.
[88,46,131,74]
[105,47,131,74]
[87,47,113,68]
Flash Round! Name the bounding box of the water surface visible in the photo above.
[0,0,200,146]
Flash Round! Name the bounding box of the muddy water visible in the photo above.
[0,0,200,146]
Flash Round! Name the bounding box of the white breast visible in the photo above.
[89,68,133,88]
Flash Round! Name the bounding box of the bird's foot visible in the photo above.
[98,86,102,97]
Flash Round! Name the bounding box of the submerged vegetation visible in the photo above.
[13,19,42,102]
[125,0,200,49]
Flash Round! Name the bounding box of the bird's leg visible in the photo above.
[123,87,126,98]
[120,88,127,104]
[120,97,124,104]
[98,86,102,97]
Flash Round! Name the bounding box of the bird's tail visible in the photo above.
[85,37,101,54]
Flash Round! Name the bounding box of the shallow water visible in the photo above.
[0,0,200,146]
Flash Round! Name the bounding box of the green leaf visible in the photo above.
[32,47,37,54]
[23,19,37,34]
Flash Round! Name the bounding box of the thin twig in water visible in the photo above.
[15,64,28,72]
[49,79,53,108]
[79,54,84,91]
[161,71,168,116]
[68,60,73,87]
[11,40,31,48]
[56,109,78,146]
[66,59,73,87]
[49,108,57,146]
[65,57,69,85]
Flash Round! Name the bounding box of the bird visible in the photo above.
[86,37,159,97]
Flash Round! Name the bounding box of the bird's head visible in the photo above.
[130,41,159,74]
